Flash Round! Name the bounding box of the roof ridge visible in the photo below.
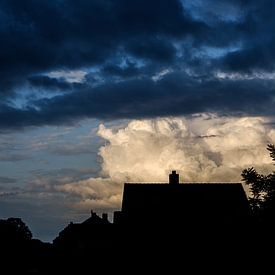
[124,182,242,184]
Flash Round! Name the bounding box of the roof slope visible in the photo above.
[121,183,250,225]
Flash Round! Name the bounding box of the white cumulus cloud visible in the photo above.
[57,114,275,211]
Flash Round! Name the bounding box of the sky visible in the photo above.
[1,0,275,241]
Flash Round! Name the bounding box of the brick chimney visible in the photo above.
[169,170,179,184]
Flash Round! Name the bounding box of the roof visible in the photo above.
[82,212,110,225]
[120,183,250,225]
[53,212,110,246]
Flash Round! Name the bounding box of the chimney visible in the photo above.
[169,170,179,184]
[91,209,97,218]
[102,213,108,222]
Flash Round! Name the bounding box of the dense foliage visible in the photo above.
[242,144,275,221]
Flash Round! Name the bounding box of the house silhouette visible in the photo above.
[48,171,256,273]
[114,170,250,227]
[54,171,251,249]
[53,211,111,248]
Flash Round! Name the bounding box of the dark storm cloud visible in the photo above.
[102,61,141,78]
[221,40,275,72]
[40,74,275,119]
[0,0,200,91]
[127,37,177,62]
[1,73,275,129]
[220,0,275,72]
[27,76,73,91]
[0,0,275,129]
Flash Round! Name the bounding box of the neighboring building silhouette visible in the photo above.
[114,171,251,227]
[53,211,111,248]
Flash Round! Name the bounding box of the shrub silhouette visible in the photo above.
[242,144,275,222]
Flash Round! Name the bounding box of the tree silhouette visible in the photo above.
[0,217,32,243]
[242,144,275,222]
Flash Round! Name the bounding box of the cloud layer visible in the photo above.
[1,1,275,128]
[58,115,275,210]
